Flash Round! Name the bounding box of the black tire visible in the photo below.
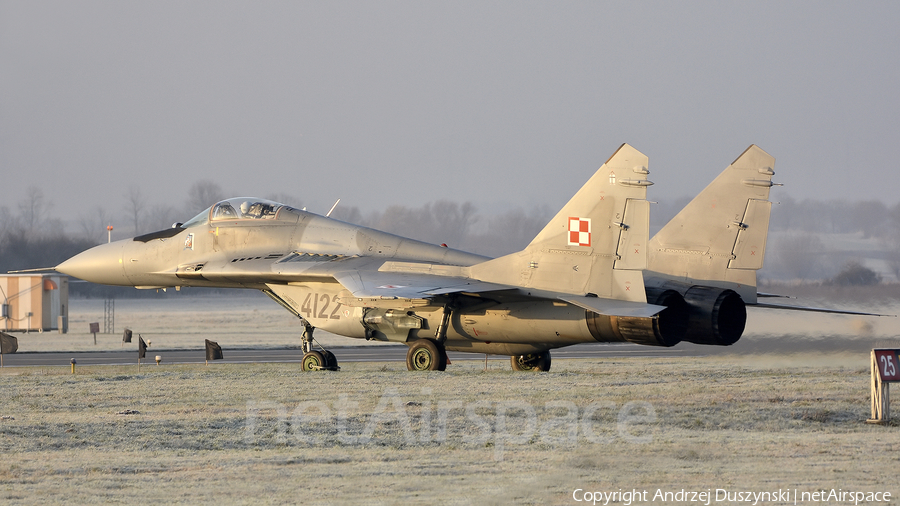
[436,341,448,371]
[510,351,551,372]
[406,339,443,371]
[302,350,326,371]
[322,350,338,370]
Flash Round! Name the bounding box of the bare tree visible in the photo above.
[186,180,225,216]
[0,206,15,244]
[145,203,181,233]
[78,206,111,244]
[432,201,478,248]
[369,205,437,243]
[124,185,146,235]
[17,186,51,232]
[465,206,552,257]
[330,205,363,225]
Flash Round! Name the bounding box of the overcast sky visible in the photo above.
[2,1,899,226]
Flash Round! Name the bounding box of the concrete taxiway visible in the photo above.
[0,342,705,368]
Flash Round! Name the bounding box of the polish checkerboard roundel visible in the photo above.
[568,217,591,247]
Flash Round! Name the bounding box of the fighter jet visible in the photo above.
[53,143,880,372]
[57,144,674,371]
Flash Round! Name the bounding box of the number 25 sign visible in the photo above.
[875,350,900,381]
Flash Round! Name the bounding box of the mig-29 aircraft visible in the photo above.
[53,144,878,372]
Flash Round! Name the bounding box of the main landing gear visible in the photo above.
[510,351,551,372]
[404,303,453,371]
[300,323,339,371]
[406,338,448,371]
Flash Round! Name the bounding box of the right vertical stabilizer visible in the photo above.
[646,145,778,302]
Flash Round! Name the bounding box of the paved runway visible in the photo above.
[0,342,705,368]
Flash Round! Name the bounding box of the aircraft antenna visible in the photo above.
[7,267,58,274]
[326,199,341,217]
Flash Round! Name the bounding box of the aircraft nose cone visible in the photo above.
[56,241,129,285]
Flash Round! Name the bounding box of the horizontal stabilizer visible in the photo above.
[756,292,793,299]
[750,302,895,317]
[559,295,666,318]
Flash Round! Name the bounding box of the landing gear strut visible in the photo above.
[300,322,339,371]
[511,351,551,372]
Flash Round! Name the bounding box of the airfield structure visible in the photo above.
[0,274,69,333]
[869,349,900,423]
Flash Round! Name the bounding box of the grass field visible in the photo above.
[1,354,897,505]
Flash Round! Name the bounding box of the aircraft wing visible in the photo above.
[334,269,668,318]
[186,254,669,317]
[332,270,514,302]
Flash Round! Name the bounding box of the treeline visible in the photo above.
[769,196,898,237]
[329,202,554,258]
[766,198,900,282]
[2,184,899,292]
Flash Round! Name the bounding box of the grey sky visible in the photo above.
[2,1,899,226]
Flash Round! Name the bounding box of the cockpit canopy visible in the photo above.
[183,198,298,228]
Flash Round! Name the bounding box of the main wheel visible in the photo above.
[302,350,326,371]
[406,339,446,371]
[510,351,551,372]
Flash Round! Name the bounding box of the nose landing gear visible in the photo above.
[300,323,339,371]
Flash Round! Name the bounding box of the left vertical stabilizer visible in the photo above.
[470,144,653,302]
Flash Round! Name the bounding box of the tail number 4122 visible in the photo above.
[301,293,343,320]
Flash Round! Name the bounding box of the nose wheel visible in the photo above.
[300,323,339,371]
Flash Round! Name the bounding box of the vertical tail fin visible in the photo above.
[470,143,653,302]
[647,145,779,302]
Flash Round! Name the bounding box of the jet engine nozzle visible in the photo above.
[682,286,746,346]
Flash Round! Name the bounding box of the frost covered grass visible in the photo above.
[0,356,897,505]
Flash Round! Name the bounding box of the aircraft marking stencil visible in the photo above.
[53,143,888,372]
